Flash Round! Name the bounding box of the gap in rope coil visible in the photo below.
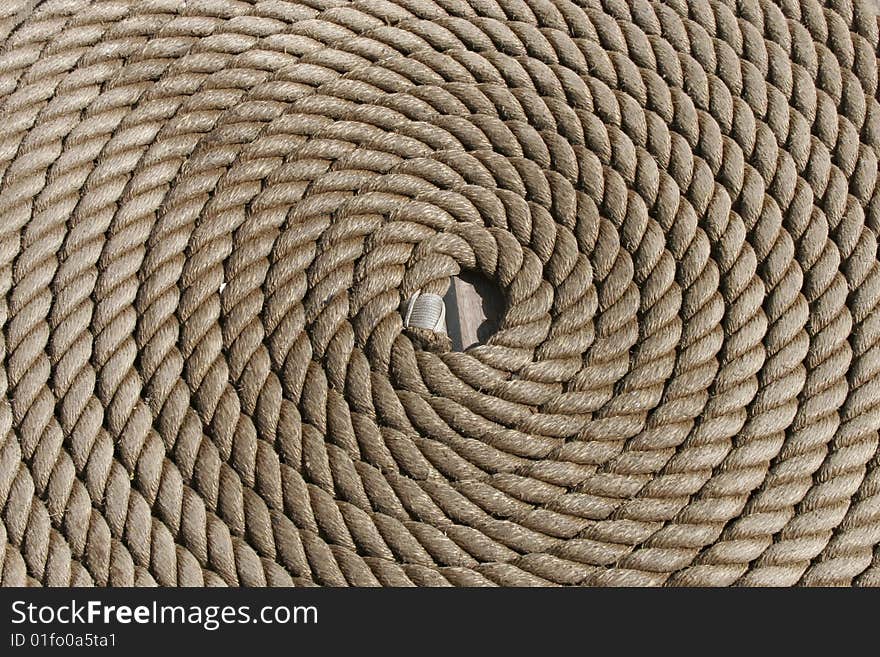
[443,271,503,351]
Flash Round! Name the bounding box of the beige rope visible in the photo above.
[1,0,879,587]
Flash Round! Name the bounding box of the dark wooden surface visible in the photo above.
[443,272,502,351]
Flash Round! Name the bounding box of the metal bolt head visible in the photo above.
[404,291,446,334]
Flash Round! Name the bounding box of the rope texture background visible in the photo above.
[2,0,880,587]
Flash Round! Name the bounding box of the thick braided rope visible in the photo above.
[1,0,880,587]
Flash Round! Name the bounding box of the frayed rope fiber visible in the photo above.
[1,0,880,588]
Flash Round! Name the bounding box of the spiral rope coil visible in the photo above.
[1,0,880,587]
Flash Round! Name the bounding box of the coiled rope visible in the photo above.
[2,0,880,587]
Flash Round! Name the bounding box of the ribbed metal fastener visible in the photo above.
[404,291,446,333]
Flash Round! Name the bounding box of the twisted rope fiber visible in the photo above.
[1,0,880,588]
